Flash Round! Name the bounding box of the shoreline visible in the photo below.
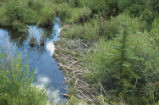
[53,25,98,102]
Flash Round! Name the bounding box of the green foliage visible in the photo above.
[97,95,125,105]
[27,0,43,11]
[150,0,159,13]
[6,0,26,22]
[66,0,80,7]
[0,5,9,26]
[151,18,159,33]
[0,0,27,31]
[0,0,91,28]
[62,19,99,42]
[62,14,146,41]
[99,16,120,40]
[0,0,159,104]
[66,96,80,105]
[0,52,48,105]
[52,3,71,23]
[65,7,91,23]
[86,0,119,16]
[0,0,57,30]
[150,18,159,47]
[51,2,91,24]
[141,8,154,24]
[84,26,159,104]
[117,0,131,11]
[66,95,125,105]
[38,2,56,25]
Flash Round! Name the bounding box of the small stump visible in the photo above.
[40,39,44,46]
[30,37,38,47]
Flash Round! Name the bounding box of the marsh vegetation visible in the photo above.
[0,0,159,105]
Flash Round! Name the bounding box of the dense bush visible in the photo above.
[0,0,57,30]
[52,3,71,23]
[150,0,159,13]
[6,0,26,22]
[62,14,146,42]
[62,19,99,42]
[150,18,159,46]
[0,52,48,105]
[90,0,119,17]
[0,0,159,104]
[0,5,9,27]
[66,95,126,105]
[65,7,91,23]
[84,26,159,104]
[98,16,120,40]
[0,0,27,30]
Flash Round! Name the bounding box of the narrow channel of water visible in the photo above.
[0,18,67,104]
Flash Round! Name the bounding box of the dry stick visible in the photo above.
[78,90,90,100]
[59,63,74,71]
[75,79,78,86]
[99,82,106,95]
[55,40,100,103]
[76,78,90,87]
[59,61,82,76]
[79,85,89,89]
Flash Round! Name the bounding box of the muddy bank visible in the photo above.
[53,25,98,102]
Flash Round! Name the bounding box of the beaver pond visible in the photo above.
[0,18,67,104]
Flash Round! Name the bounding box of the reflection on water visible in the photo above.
[52,17,61,42]
[0,18,66,104]
[46,41,55,56]
[28,26,44,45]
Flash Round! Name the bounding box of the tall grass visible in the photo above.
[61,19,99,42]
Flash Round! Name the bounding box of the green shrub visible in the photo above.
[62,19,99,42]
[23,8,38,24]
[66,95,125,105]
[85,0,119,17]
[77,0,89,7]
[0,0,57,30]
[87,0,109,14]
[99,14,146,40]
[150,18,159,46]
[26,0,56,25]
[38,3,56,25]
[62,14,144,42]
[141,8,154,24]
[27,0,43,11]
[99,16,120,40]
[0,52,48,105]
[65,7,91,23]
[11,20,25,31]
[66,96,80,105]
[84,28,159,104]
[117,0,131,12]
[6,0,26,22]
[0,5,9,26]
[3,0,27,30]
[52,3,91,24]
[52,3,71,23]
[150,0,159,14]
[117,14,146,33]
[151,17,159,33]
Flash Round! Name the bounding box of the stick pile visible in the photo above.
[54,38,98,102]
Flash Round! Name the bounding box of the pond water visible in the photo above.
[0,18,67,104]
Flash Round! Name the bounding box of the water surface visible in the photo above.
[0,18,66,104]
